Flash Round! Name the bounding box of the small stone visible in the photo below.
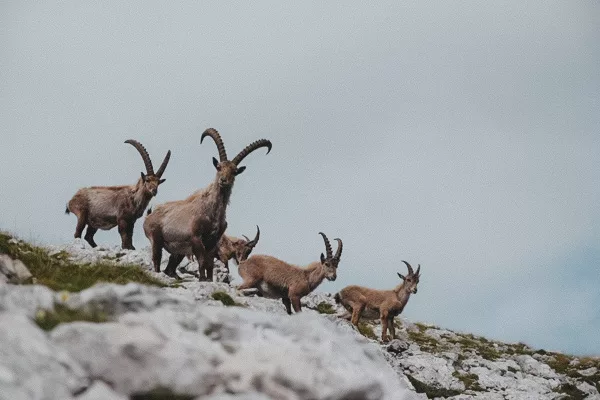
[388,339,410,354]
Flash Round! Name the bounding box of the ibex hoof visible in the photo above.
[164,271,181,280]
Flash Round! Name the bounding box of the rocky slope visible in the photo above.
[1,237,599,400]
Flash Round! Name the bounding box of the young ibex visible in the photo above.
[65,140,170,250]
[237,232,342,315]
[334,261,421,342]
[143,128,271,280]
[217,224,260,270]
[186,225,260,283]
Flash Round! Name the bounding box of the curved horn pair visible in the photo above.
[201,128,272,165]
[319,232,343,260]
[402,260,421,276]
[242,225,260,247]
[125,140,171,178]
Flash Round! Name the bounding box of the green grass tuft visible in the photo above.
[552,383,587,400]
[0,232,165,292]
[453,371,483,391]
[408,330,446,353]
[357,322,378,340]
[406,374,461,399]
[34,304,109,331]
[211,291,239,306]
[315,302,335,314]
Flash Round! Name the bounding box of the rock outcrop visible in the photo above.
[1,237,598,400]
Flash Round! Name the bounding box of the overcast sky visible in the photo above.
[1,1,599,355]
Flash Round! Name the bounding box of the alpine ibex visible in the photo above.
[143,128,271,280]
[65,140,170,250]
[217,224,260,270]
[334,261,421,342]
[186,225,260,283]
[237,232,342,315]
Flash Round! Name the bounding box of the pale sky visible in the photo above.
[1,1,599,355]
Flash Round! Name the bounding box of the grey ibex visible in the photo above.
[335,261,421,342]
[65,140,170,250]
[237,232,342,314]
[143,128,271,280]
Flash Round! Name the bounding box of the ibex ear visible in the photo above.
[236,166,246,175]
[212,157,219,169]
[141,172,147,181]
[320,253,326,264]
[159,179,166,185]
[397,273,405,280]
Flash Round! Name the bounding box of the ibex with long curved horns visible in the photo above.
[65,140,170,250]
[237,232,342,315]
[143,128,271,280]
[334,261,421,342]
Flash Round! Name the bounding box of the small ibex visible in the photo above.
[186,225,260,282]
[143,128,271,280]
[237,232,342,315]
[65,140,170,250]
[217,225,260,270]
[334,261,421,342]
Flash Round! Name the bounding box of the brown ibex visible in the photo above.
[334,261,421,342]
[65,140,170,250]
[143,128,271,280]
[237,232,342,315]
[186,225,260,283]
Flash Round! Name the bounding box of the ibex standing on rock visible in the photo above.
[186,225,260,283]
[237,232,342,315]
[143,128,271,280]
[65,140,171,250]
[335,261,421,342]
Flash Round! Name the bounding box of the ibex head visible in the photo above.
[318,232,343,282]
[237,225,260,263]
[201,128,272,189]
[398,260,421,294]
[125,140,171,197]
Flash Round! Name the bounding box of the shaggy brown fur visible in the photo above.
[65,140,170,250]
[334,261,421,342]
[143,128,271,280]
[237,232,342,314]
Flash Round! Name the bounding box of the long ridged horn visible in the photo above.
[155,150,171,178]
[416,264,421,276]
[231,139,272,166]
[319,232,333,259]
[402,260,414,275]
[201,128,228,162]
[248,225,260,247]
[125,140,153,175]
[334,238,343,260]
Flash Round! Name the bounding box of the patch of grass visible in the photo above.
[130,387,195,400]
[357,322,378,340]
[408,330,445,353]
[211,291,240,306]
[453,371,483,391]
[506,342,534,356]
[406,374,461,399]
[552,383,587,400]
[315,302,335,314]
[547,353,574,375]
[449,334,501,361]
[0,232,165,292]
[507,366,519,373]
[34,304,110,331]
